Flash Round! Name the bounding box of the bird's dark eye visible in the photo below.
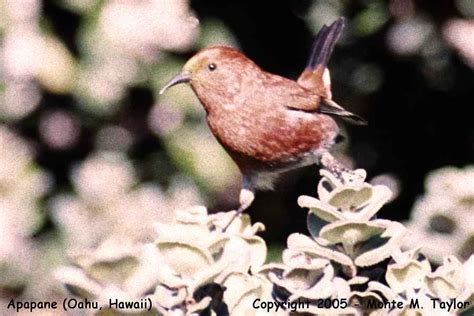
[208,63,217,71]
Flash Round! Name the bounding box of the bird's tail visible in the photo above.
[297,18,345,97]
[306,17,345,71]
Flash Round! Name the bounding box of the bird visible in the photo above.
[160,17,366,230]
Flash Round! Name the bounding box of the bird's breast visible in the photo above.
[206,104,339,173]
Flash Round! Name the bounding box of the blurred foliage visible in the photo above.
[403,166,474,263]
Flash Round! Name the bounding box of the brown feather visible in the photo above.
[297,66,329,97]
[297,18,345,97]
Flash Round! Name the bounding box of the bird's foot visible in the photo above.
[321,152,362,184]
[222,188,255,232]
[222,206,245,232]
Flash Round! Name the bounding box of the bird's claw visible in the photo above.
[320,152,361,185]
[221,188,255,232]
[222,207,245,232]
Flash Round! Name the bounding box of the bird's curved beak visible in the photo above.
[159,72,191,95]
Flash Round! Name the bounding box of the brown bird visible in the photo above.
[160,18,365,229]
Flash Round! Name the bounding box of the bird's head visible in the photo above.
[160,47,259,106]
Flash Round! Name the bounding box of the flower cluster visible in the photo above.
[56,168,474,315]
[404,166,474,263]
[0,125,52,303]
[261,169,473,315]
[57,206,274,315]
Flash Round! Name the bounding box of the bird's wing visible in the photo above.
[281,84,367,125]
[297,17,345,98]
[256,67,367,125]
[316,99,367,125]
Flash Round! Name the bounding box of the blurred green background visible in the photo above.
[1,0,473,307]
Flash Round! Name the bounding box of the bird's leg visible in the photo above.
[222,188,255,232]
[321,152,361,184]
[321,152,347,176]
